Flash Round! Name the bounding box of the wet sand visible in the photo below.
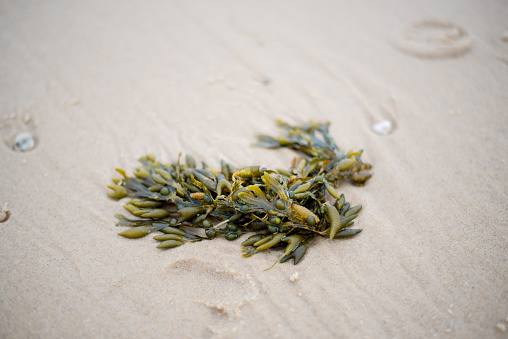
[1,1,507,337]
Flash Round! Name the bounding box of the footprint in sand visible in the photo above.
[305,53,401,136]
[159,258,259,315]
[337,63,400,136]
[394,20,473,59]
[283,36,404,137]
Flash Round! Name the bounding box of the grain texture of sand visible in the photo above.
[1,1,507,338]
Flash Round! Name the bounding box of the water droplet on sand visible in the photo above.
[371,120,395,136]
[13,132,35,152]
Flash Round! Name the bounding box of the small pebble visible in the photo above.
[0,204,9,223]
[289,272,300,282]
[70,97,81,105]
[372,120,395,136]
[13,132,35,152]
[497,323,506,333]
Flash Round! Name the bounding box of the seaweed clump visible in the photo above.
[107,120,372,267]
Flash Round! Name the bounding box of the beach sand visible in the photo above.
[1,0,507,337]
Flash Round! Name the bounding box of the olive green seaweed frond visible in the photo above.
[107,120,372,268]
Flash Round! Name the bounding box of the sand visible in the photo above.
[1,0,507,338]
